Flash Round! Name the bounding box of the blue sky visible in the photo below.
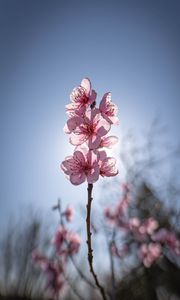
[0,0,180,226]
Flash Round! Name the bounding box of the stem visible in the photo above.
[86,183,107,300]
[109,241,116,299]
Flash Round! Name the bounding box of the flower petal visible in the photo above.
[73,150,85,165]
[70,133,88,146]
[81,78,91,96]
[100,136,118,148]
[100,157,118,177]
[87,164,99,184]
[70,172,86,185]
[96,118,111,136]
[99,92,111,112]
[88,134,101,150]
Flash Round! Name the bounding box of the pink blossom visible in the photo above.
[116,195,131,217]
[144,218,159,235]
[45,261,65,297]
[99,135,118,148]
[32,250,65,296]
[32,250,49,271]
[99,151,118,177]
[64,115,83,134]
[104,207,117,225]
[61,149,99,185]
[139,243,161,268]
[128,218,141,230]
[152,228,168,242]
[70,109,111,149]
[99,92,119,125]
[52,226,68,252]
[66,78,97,116]
[68,232,81,254]
[63,206,74,222]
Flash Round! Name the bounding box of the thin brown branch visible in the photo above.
[86,183,108,300]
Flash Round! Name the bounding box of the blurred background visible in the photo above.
[0,0,180,299]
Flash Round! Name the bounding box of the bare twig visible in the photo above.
[86,183,107,300]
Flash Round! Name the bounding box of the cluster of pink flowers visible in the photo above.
[104,183,131,226]
[104,184,180,268]
[61,78,119,185]
[52,225,81,256]
[139,242,162,268]
[32,205,80,297]
[32,250,65,298]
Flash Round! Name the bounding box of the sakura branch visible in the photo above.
[32,204,81,299]
[61,78,119,300]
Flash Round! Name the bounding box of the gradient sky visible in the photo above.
[0,0,180,226]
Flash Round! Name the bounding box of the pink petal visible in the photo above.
[73,151,85,165]
[87,164,99,184]
[96,118,111,136]
[85,108,100,122]
[66,102,79,116]
[100,136,118,148]
[88,134,101,150]
[63,123,70,134]
[75,144,89,156]
[81,78,91,96]
[61,156,74,175]
[98,150,107,161]
[70,172,86,185]
[107,116,119,125]
[89,89,97,104]
[100,157,118,177]
[70,133,88,146]
[65,116,82,134]
[99,92,111,112]
[87,150,99,166]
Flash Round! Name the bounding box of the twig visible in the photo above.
[86,183,108,300]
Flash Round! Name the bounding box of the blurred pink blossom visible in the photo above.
[139,243,162,268]
[68,232,81,254]
[63,206,74,222]
[52,226,68,252]
[32,250,65,297]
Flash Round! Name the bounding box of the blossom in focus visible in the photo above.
[99,151,118,177]
[61,78,119,185]
[99,92,119,125]
[61,149,99,185]
[70,109,111,149]
[66,78,97,116]
[64,115,83,134]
